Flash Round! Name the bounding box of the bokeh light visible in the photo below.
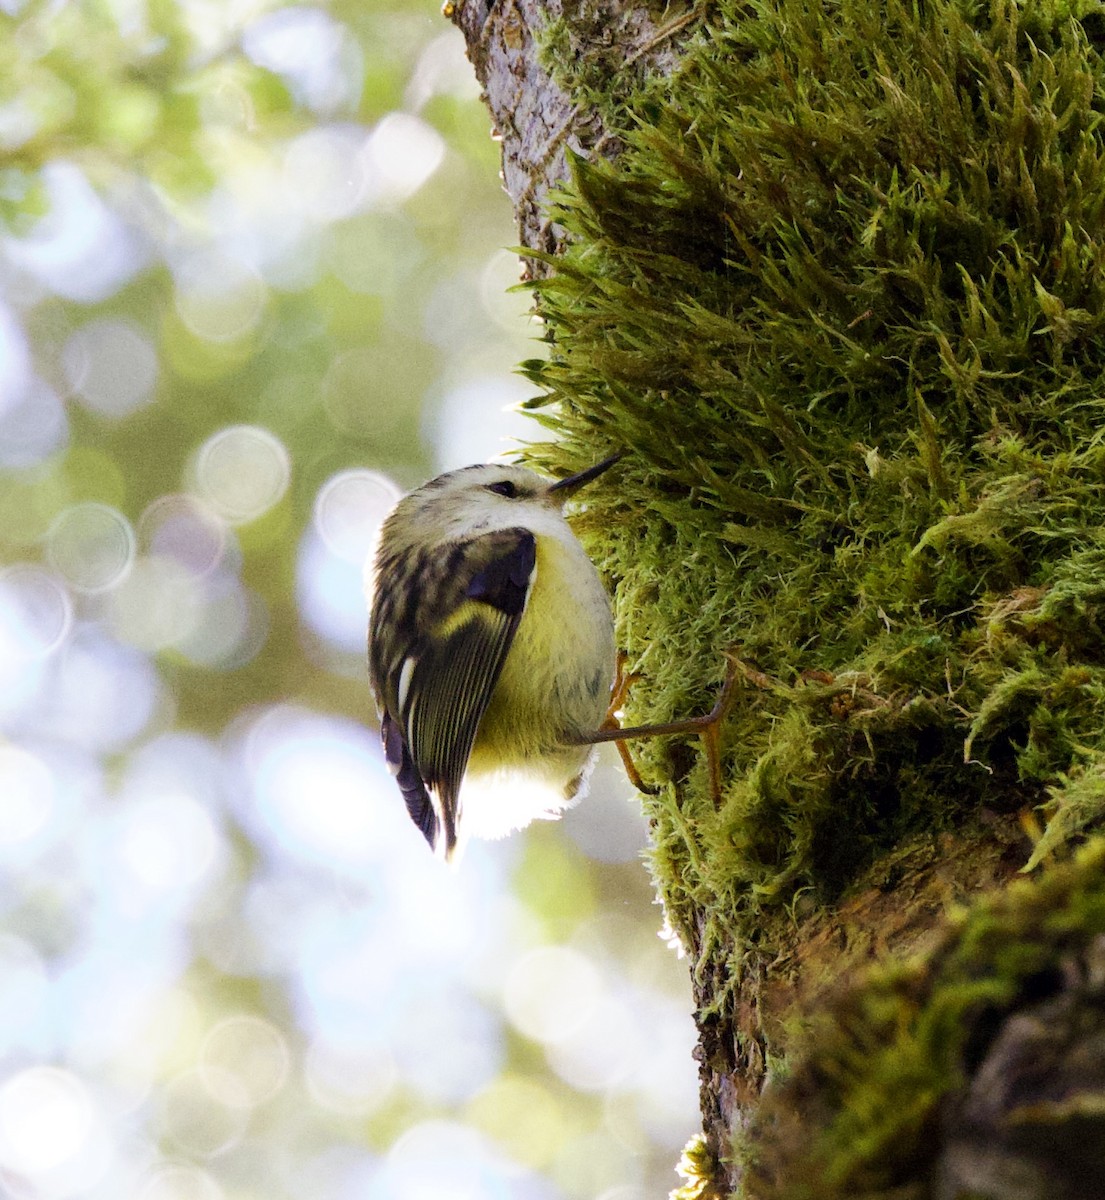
[304,1036,397,1116]
[369,1119,543,1200]
[428,374,538,472]
[137,1163,225,1200]
[139,494,228,578]
[362,112,446,206]
[31,626,161,752]
[180,574,268,669]
[157,1067,250,1158]
[0,563,72,661]
[504,945,603,1046]
[0,742,55,847]
[200,1015,290,1108]
[0,1070,101,1180]
[192,424,291,524]
[314,468,400,564]
[109,555,205,651]
[3,160,147,301]
[283,127,368,221]
[174,252,268,344]
[468,1075,569,1171]
[0,376,69,466]
[243,8,362,114]
[0,302,68,463]
[0,300,31,396]
[237,705,406,873]
[0,934,49,1056]
[0,4,701,1199]
[63,317,158,418]
[116,789,223,895]
[47,502,135,594]
[298,527,369,653]
[299,469,400,653]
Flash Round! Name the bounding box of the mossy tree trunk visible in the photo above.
[450,2,1105,1197]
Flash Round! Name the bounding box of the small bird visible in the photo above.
[367,455,621,860]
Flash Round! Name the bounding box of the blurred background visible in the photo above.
[0,1,700,1198]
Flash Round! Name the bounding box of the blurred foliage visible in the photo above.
[0,2,700,1198]
[1,0,514,727]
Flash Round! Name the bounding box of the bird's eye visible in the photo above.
[486,480,518,498]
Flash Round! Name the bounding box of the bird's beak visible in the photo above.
[545,452,622,501]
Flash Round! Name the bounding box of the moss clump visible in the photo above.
[524,0,1105,992]
[673,1132,728,1200]
[738,835,1105,1198]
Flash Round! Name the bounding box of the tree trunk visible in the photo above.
[446,0,697,266]
[449,2,1105,1196]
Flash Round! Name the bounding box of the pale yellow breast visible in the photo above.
[470,529,615,774]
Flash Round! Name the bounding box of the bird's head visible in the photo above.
[382,454,621,546]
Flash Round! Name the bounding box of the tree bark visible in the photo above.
[449,2,1105,1196]
[447,0,696,266]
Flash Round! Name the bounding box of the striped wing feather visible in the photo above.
[369,528,536,857]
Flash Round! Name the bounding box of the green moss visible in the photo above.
[673,1133,727,1200]
[525,0,1105,982]
[738,835,1105,1198]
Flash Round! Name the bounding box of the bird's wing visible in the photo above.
[368,527,536,857]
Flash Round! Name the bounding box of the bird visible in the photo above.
[367,455,621,860]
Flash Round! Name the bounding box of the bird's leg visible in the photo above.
[575,654,741,806]
[600,652,659,796]
[601,650,637,730]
